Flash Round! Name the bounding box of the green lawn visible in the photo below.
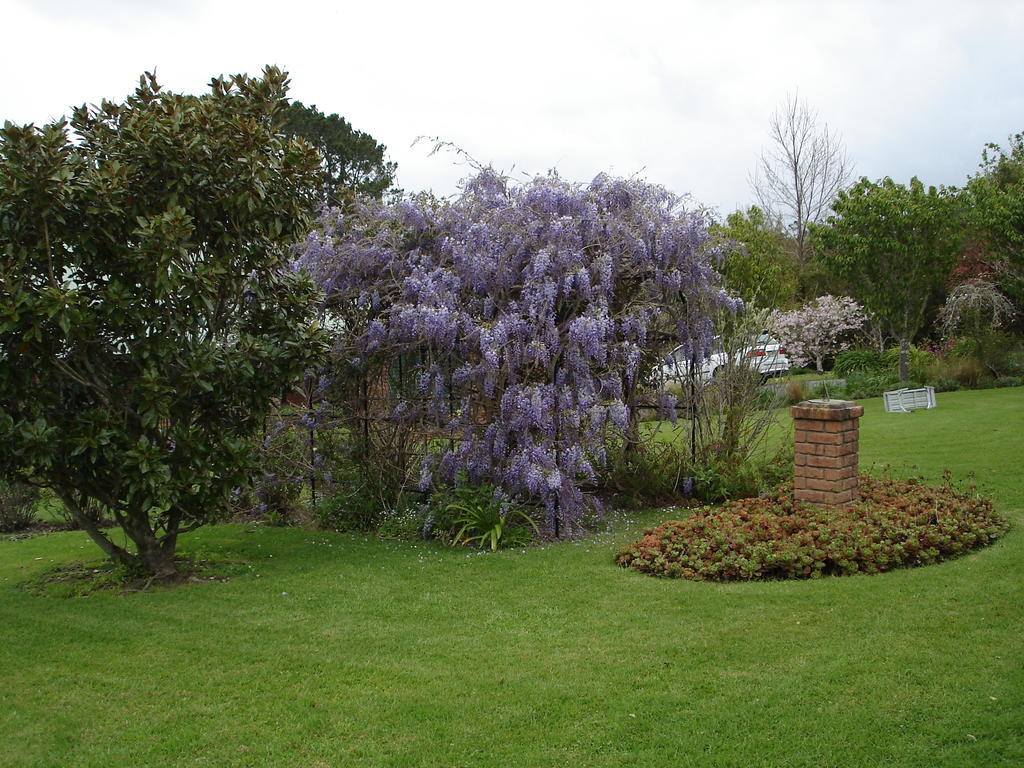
[1,388,1021,767]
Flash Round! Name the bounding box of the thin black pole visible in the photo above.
[689,351,698,459]
[554,399,561,539]
[361,377,369,455]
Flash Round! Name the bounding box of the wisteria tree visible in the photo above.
[295,169,731,533]
[771,295,866,372]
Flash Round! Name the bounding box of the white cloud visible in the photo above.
[3,0,1022,214]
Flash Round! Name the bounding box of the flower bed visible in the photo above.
[616,475,1008,580]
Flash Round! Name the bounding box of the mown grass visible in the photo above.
[0,388,1021,767]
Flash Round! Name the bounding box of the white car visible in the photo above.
[657,333,790,383]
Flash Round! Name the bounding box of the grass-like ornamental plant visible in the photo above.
[431,479,540,550]
[616,474,1008,580]
[450,501,539,551]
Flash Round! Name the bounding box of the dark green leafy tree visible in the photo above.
[965,132,1024,311]
[714,206,799,308]
[812,177,960,381]
[279,101,396,203]
[0,68,329,577]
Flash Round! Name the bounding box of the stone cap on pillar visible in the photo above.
[790,399,864,421]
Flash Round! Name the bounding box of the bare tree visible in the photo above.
[752,93,852,265]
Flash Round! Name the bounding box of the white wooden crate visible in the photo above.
[883,386,936,413]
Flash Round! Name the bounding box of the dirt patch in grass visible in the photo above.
[21,556,250,598]
[5,521,77,541]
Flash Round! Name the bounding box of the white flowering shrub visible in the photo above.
[770,295,866,372]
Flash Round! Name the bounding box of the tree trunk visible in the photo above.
[58,491,136,570]
[134,537,178,578]
[899,337,910,383]
[123,511,179,578]
[57,490,179,578]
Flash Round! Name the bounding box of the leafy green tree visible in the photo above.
[812,177,960,381]
[966,132,1024,311]
[714,206,798,308]
[0,68,329,577]
[279,101,396,203]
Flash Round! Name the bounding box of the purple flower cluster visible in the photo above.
[294,169,727,529]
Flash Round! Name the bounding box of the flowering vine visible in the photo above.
[294,169,730,532]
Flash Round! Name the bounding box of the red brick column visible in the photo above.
[790,399,864,510]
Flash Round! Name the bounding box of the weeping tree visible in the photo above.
[0,68,329,577]
[295,169,731,533]
[939,279,1016,375]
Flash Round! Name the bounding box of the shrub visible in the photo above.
[616,475,1008,581]
[611,309,792,509]
[770,295,866,372]
[994,375,1024,388]
[833,348,885,378]
[692,450,793,504]
[251,412,313,525]
[836,371,903,400]
[253,476,303,525]
[312,437,416,532]
[685,307,789,501]
[927,375,962,394]
[834,346,932,381]
[1004,348,1024,376]
[834,341,1023,397]
[314,477,390,533]
[949,331,1017,378]
[948,356,986,388]
[376,503,433,541]
[880,345,933,381]
[0,480,39,532]
[939,280,1017,376]
[603,438,791,508]
[602,438,692,508]
[832,345,934,398]
[784,379,808,404]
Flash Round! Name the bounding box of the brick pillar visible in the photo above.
[790,399,864,510]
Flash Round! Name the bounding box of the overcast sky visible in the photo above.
[3,0,1022,216]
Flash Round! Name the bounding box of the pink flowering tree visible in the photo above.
[770,295,866,372]
[294,169,731,533]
